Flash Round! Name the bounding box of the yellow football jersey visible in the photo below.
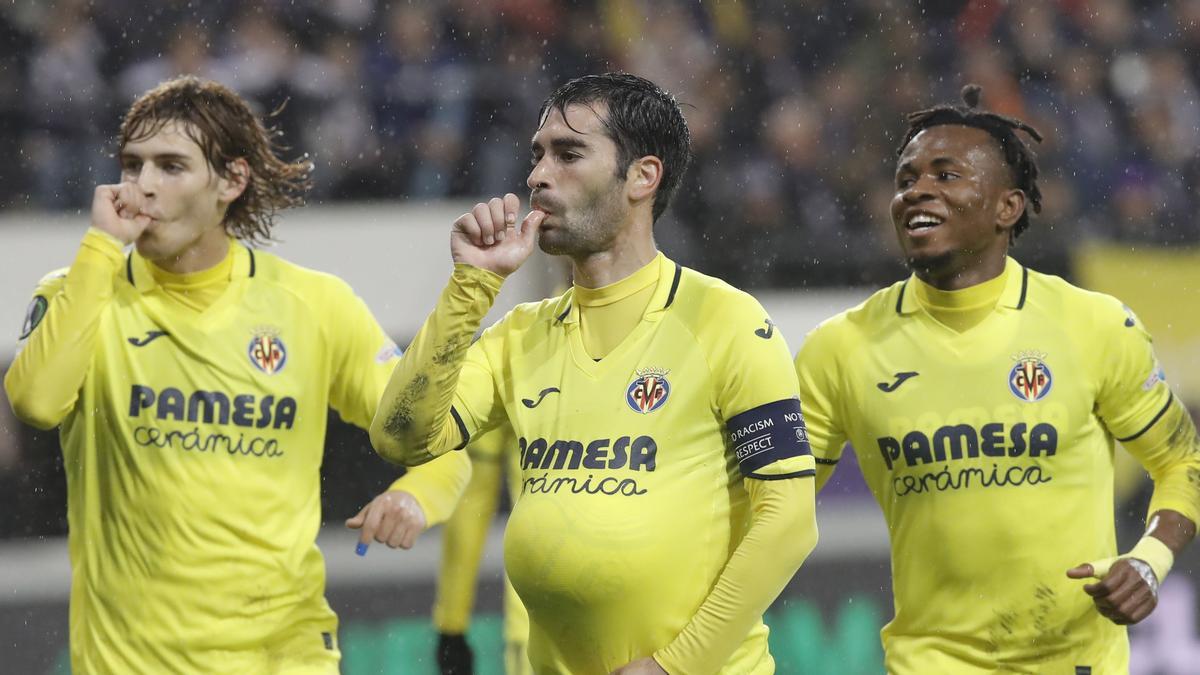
[440,254,815,673]
[4,232,465,673]
[795,258,1177,674]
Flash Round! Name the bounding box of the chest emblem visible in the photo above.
[1009,351,1052,402]
[248,328,288,375]
[626,367,671,414]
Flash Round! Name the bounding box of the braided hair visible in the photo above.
[897,85,1043,240]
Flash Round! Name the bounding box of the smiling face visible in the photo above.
[119,120,245,266]
[526,103,631,257]
[890,124,1025,287]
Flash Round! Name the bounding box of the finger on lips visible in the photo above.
[522,208,546,234]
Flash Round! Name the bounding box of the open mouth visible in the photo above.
[905,212,944,232]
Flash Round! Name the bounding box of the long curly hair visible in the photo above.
[119,76,312,245]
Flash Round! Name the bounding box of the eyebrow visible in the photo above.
[531,137,590,153]
[896,156,963,174]
[119,152,193,163]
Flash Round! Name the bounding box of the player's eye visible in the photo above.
[896,177,914,189]
[938,171,958,180]
[163,163,184,174]
[529,154,542,167]
[121,161,141,175]
[560,152,580,163]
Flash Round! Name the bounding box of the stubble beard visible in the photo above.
[537,185,624,258]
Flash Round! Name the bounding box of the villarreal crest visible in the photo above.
[248,328,288,375]
[1008,351,1052,402]
[626,367,671,414]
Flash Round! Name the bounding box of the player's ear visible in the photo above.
[217,158,250,204]
[995,187,1025,233]
[626,155,663,203]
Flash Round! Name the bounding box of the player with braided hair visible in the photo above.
[794,85,1200,673]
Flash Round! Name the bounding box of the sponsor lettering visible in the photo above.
[129,384,297,430]
[877,422,1058,470]
[518,435,656,497]
[132,425,284,458]
[521,472,648,496]
[519,435,657,472]
[892,463,1051,496]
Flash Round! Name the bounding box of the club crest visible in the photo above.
[1009,351,1052,402]
[626,367,671,414]
[248,327,287,375]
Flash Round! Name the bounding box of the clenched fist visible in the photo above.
[92,183,153,244]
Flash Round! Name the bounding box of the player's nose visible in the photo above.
[135,164,159,195]
[901,174,934,203]
[526,157,551,191]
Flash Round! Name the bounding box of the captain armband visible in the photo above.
[726,398,814,479]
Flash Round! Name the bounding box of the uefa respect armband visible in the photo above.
[726,398,813,478]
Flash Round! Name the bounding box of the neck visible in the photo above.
[151,228,231,275]
[570,224,658,288]
[914,246,1008,291]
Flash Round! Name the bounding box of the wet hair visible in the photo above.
[539,72,692,222]
[119,76,312,245]
[897,84,1043,240]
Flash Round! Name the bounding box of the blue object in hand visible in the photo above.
[356,542,369,557]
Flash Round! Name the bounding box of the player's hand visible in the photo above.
[609,657,668,675]
[92,183,153,244]
[1067,558,1158,625]
[450,193,545,278]
[436,632,474,674]
[345,489,427,554]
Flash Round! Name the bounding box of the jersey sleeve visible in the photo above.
[654,455,818,673]
[320,277,405,430]
[793,319,850,490]
[712,290,815,480]
[1094,300,1172,440]
[4,228,124,430]
[1095,300,1200,525]
[370,264,508,466]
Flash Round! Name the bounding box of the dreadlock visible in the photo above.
[897,84,1044,241]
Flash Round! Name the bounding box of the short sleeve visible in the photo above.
[710,290,815,479]
[323,279,405,431]
[1093,299,1172,442]
[793,320,849,467]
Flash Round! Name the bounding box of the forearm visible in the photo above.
[1124,396,1200,528]
[432,457,504,633]
[369,264,503,465]
[4,229,123,429]
[1147,509,1196,556]
[390,449,474,527]
[654,477,818,674]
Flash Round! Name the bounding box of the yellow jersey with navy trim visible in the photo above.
[795,258,1176,674]
[6,236,413,673]
[448,254,815,673]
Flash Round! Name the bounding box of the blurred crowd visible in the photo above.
[3,0,1200,287]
